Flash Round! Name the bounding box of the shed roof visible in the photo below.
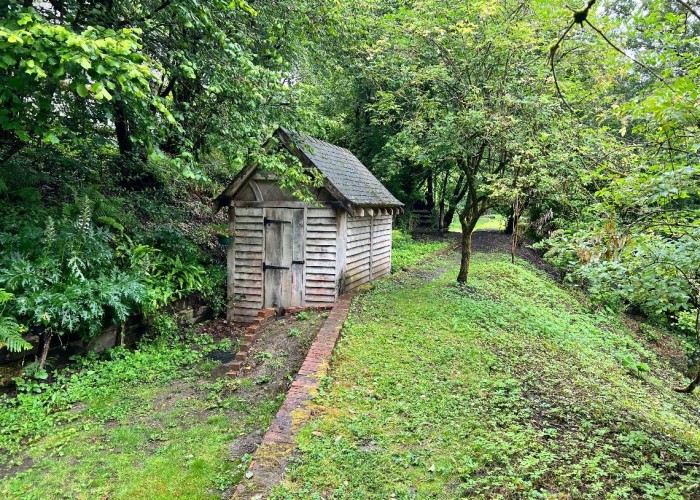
[214,128,403,215]
[278,128,402,210]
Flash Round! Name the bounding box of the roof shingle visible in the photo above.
[280,128,403,209]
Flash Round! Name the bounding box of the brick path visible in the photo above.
[231,293,354,499]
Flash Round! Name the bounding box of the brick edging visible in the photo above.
[231,294,354,499]
[226,309,276,377]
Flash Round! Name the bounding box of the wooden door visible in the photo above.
[263,208,304,309]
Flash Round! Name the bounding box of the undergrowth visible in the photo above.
[273,252,700,498]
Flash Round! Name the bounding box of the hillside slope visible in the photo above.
[273,245,700,498]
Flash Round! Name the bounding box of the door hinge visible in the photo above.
[292,260,305,265]
[263,263,289,271]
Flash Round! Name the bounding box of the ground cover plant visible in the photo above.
[273,246,700,498]
[390,231,451,273]
[0,310,326,498]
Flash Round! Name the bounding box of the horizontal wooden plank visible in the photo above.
[348,240,370,249]
[235,230,263,238]
[234,272,263,281]
[304,287,336,297]
[348,216,372,224]
[307,224,336,232]
[306,280,336,289]
[234,217,263,225]
[307,232,337,241]
[304,295,336,304]
[346,262,370,276]
[235,244,262,252]
[371,251,391,263]
[347,249,370,261]
[234,265,262,274]
[306,244,337,253]
[307,217,336,225]
[308,208,336,217]
[372,256,391,268]
[235,207,264,216]
[306,274,336,282]
[348,244,371,257]
[234,286,263,296]
[306,268,336,277]
[348,227,371,237]
[306,259,335,269]
[236,238,263,247]
[306,254,336,262]
[234,257,262,266]
[344,274,372,292]
[373,261,391,273]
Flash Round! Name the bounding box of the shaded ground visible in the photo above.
[0,311,326,499]
[272,247,700,498]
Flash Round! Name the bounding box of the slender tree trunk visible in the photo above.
[676,307,700,393]
[443,205,456,233]
[511,195,519,264]
[457,209,480,284]
[438,200,446,232]
[38,330,52,371]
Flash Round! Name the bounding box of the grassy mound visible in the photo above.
[274,252,700,498]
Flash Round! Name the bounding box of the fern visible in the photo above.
[0,290,31,353]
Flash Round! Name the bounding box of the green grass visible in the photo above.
[273,252,700,498]
[391,230,451,272]
[449,213,506,233]
[0,335,280,499]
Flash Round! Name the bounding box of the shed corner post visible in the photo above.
[226,205,236,322]
[336,209,348,296]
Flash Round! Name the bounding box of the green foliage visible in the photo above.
[0,8,165,153]
[0,290,30,353]
[273,252,700,497]
[0,336,216,459]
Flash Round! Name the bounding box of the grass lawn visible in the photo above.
[272,250,700,498]
[391,230,451,272]
[449,213,506,233]
[0,312,326,499]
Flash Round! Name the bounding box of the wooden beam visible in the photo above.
[232,200,338,208]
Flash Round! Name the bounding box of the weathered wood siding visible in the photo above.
[304,207,338,304]
[231,207,264,321]
[371,214,392,280]
[343,213,393,292]
[344,215,373,291]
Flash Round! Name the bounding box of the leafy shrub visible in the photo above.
[0,290,31,353]
[0,336,218,461]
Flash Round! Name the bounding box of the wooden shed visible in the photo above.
[213,128,404,323]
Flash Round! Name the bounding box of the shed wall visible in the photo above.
[304,207,338,304]
[343,213,393,292]
[230,207,264,321]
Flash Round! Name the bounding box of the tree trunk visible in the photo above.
[676,307,700,394]
[457,222,473,283]
[38,330,52,371]
[443,206,457,234]
[504,209,515,235]
[511,196,520,264]
[457,209,481,284]
[438,200,446,232]
[113,100,133,155]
